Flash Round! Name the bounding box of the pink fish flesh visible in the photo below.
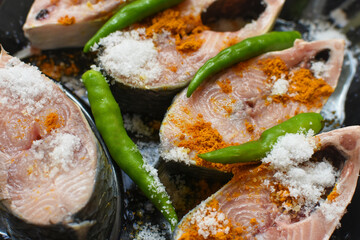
[23,0,125,50]
[97,0,285,90]
[174,126,360,240]
[95,0,285,117]
[0,48,121,239]
[159,39,345,168]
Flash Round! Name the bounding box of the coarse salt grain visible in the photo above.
[311,61,330,79]
[136,223,167,240]
[274,161,338,207]
[90,64,101,72]
[31,133,81,175]
[271,76,289,96]
[142,162,165,193]
[303,19,350,46]
[137,141,160,166]
[123,114,153,137]
[321,199,345,223]
[262,131,316,170]
[48,133,81,169]
[160,147,193,165]
[189,202,230,239]
[96,29,163,87]
[0,57,60,115]
[262,131,338,211]
[142,160,172,209]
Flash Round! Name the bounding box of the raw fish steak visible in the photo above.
[94,0,285,117]
[0,48,121,239]
[23,0,125,50]
[174,126,360,240]
[159,39,345,172]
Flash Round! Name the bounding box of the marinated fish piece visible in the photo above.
[95,0,285,117]
[0,48,121,240]
[174,126,360,240]
[159,39,345,171]
[23,0,125,50]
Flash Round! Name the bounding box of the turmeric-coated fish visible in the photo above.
[159,39,345,171]
[94,0,285,117]
[174,126,360,239]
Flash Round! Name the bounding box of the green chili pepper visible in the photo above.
[186,31,302,97]
[81,70,178,229]
[83,0,184,53]
[198,112,324,164]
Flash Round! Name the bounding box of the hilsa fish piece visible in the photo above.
[23,0,125,50]
[0,48,121,239]
[95,0,285,118]
[173,126,360,240]
[159,39,345,170]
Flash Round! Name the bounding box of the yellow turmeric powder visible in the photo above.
[178,199,247,240]
[259,57,289,82]
[233,61,252,78]
[27,164,34,176]
[222,37,240,50]
[58,15,76,25]
[36,112,64,133]
[51,0,59,5]
[30,54,80,81]
[210,96,234,117]
[222,105,233,115]
[289,68,334,108]
[250,218,258,225]
[176,114,232,171]
[13,118,30,140]
[217,78,232,94]
[177,114,229,155]
[269,182,301,216]
[168,65,178,73]
[174,114,256,173]
[327,185,339,202]
[259,57,334,109]
[244,120,254,134]
[44,112,63,132]
[142,9,209,53]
